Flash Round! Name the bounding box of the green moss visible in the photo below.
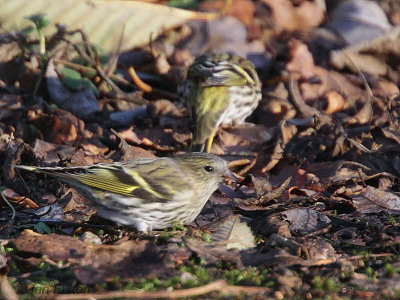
[365,266,378,279]
[312,276,340,293]
[384,263,400,277]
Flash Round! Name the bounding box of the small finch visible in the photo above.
[14,153,235,232]
[180,53,262,152]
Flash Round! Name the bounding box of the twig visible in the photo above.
[357,168,367,187]
[53,59,178,101]
[227,159,252,169]
[1,190,16,221]
[127,66,152,93]
[38,279,269,300]
[16,219,122,231]
[342,253,394,261]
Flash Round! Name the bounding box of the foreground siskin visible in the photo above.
[14,153,235,232]
[180,53,262,152]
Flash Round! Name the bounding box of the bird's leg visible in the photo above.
[205,129,217,153]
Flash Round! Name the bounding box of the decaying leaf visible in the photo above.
[262,0,324,33]
[12,230,169,284]
[0,0,217,53]
[241,248,306,268]
[211,215,256,250]
[241,175,291,206]
[184,238,243,267]
[1,188,39,209]
[282,208,331,234]
[352,185,400,214]
[331,27,400,83]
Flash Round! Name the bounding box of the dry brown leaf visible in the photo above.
[330,27,400,82]
[372,80,400,99]
[259,123,297,173]
[29,108,91,145]
[151,99,185,118]
[352,186,400,214]
[286,39,318,80]
[2,188,39,209]
[117,127,142,145]
[213,125,270,155]
[32,139,76,164]
[184,238,243,267]
[282,208,331,234]
[12,230,168,284]
[324,91,345,114]
[346,97,373,125]
[296,237,338,263]
[211,215,256,250]
[262,0,324,34]
[200,0,255,29]
[81,139,109,156]
[241,248,306,267]
[0,94,22,121]
[305,161,369,185]
[285,40,364,106]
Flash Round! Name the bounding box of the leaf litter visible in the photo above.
[0,0,400,299]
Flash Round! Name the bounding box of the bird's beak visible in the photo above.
[224,169,239,183]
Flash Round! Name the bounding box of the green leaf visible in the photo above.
[167,0,199,9]
[27,14,50,31]
[59,67,99,96]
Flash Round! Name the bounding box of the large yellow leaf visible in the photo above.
[0,0,217,53]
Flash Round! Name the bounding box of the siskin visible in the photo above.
[14,153,235,232]
[180,53,262,152]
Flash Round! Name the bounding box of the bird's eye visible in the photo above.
[204,166,213,172]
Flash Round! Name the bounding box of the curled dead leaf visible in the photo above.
[282,208,331,234]
[324,91,345,114]
[352,185,400,214]
[2,188,39,209]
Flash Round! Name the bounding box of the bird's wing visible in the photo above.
[16,160,189,203]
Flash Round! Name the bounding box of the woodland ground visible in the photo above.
[1,0,400,299]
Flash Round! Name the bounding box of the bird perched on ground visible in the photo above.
[14,153,235,233]
[180,53,262,152]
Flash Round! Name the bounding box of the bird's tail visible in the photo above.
[12,165,41,172]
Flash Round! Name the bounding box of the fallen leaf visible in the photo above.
[352,186,400,214]
[0,94,22,121]
[0,0,217,53]
[32,139,76,164]
[296,237,338,262]
[282,208,331,234]
[2,188,39,209]
[330,27,400,83]
[262,0,324,34]
[324,91,345,114]
[211,215,256,250]
[185,238,243,267]
[241,248,306,267]
[12,230,169,284]
[76,240,167,284]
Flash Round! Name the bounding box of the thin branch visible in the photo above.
[38,279,269,300]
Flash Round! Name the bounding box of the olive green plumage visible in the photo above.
[14,153,235,232]
[180,53,262,152]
